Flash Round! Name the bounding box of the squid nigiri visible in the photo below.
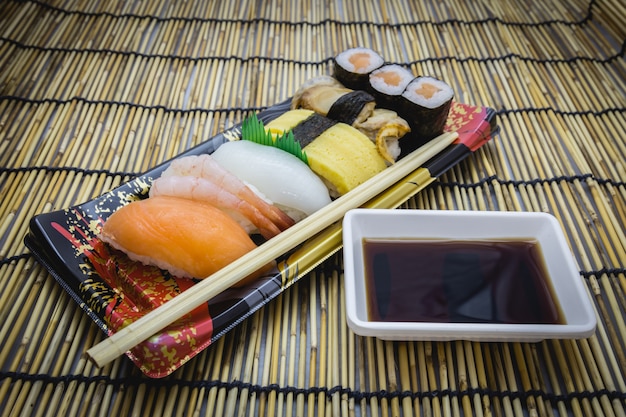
[211,140,332,221]
[99,195,274,285]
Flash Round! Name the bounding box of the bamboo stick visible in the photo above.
[294,280,308,417]
[230,313,257,416]
[4,276,61,416]
[256,300,275,417]
[318,270,329,417]
[222,322,249,416]
[444,343,461,417]
[54,309,103,415]
[279,287,292,416]
[329,269,341,417]
[339,266,356,417]
[242,308,264,417]
[27,299,79,416]
[303,272,317,416]
[212,335,234,417]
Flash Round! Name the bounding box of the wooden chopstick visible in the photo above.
[277,164,439,285]
[85,131,459,368]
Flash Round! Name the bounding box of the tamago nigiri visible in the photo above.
[99,195,274,285]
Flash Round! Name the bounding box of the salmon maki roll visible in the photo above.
[400,76,454,143]
[367,64,415,110]
[333,47,384,90]
[99,195,273,285]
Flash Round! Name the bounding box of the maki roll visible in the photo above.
[367,64,415,110]
[400,76,454,144]
[334,47,384,90]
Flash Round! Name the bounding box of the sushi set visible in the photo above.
[25,48,498,377]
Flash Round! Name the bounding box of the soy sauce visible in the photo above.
[363,238,564,324]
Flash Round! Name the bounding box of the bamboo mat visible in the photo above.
[1,0,625,415]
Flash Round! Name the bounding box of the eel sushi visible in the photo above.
[399,76,454,143]
[291,75,376,125]
[333,47,384,90]
[367,64,415,110]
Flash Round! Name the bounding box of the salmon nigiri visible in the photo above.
[99,195,273,285]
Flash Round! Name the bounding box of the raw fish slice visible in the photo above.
[99,196,274,285]
[211,140,332,221]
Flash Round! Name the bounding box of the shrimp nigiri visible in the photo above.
[150,154,295,239]
[99,195,274,285]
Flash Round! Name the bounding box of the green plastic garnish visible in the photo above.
[241,113,309,165]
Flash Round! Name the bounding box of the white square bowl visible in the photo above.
[342,209,597,342]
